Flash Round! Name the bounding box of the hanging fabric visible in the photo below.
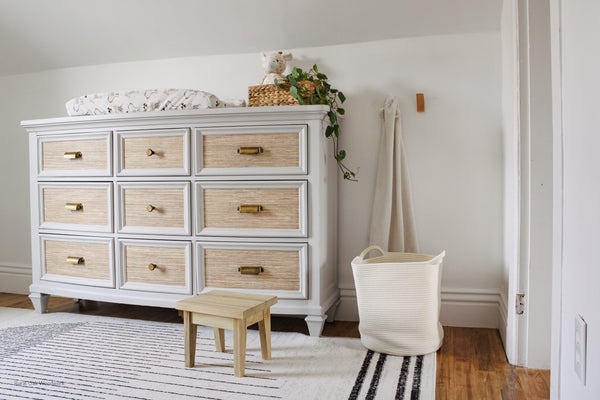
[368,96,418,252]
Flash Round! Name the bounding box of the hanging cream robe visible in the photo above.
[368,96,418,252]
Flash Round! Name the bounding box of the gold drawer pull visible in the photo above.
[146,205,156,212]
[64,203,83,211]
[148,263,158,271]
[237,204,263,213]
[66,256,84,265]
[63,151,82,159]
[238,266,264,275]
[146,148,156,156]
[237,146,263,155]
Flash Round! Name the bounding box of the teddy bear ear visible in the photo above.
[282,53,293,61]
[261,52,267,59]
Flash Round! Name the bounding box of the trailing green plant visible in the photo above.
[276,65,356,181]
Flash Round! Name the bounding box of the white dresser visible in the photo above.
[22,105,339,336]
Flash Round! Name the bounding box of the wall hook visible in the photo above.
[416,93,425,112]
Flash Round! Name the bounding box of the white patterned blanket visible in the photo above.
[66,89,245,116]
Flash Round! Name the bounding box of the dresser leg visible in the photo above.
[29,293,49,314]
[305,315,326,337]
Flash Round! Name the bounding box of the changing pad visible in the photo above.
[65,89,245,116]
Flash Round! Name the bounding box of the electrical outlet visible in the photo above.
[574,314,587,385]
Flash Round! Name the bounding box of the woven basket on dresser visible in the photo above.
[248,81,317,107]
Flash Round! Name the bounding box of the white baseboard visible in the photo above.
[0,264,32,295]
[337,285,505,329]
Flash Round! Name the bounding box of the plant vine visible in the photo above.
[276,65,356,181]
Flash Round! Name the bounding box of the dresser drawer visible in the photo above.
[117,182,190,235]
[38,133,111,177]
[119,239,192,294]
[41,235,114,287]
[195,125,307,175]
[117,129,190,176]
[39,183,113,233]
[198,242,307,299]
[196,181,307,237]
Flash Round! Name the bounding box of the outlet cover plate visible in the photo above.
[574,314,587,385]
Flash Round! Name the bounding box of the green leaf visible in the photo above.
[330,88,338,93]
[292,67,300,80]
[317,73,328,80]
[310,94,318,104]
[274,78,281,89]
[287,74,298,87]
[337,108,345,115]
[298,96,306,105]
[289,85,299,99]
[328,111,337,124]
[312,64,319,73]
[334,124,340,137]
[325,126,333,137]
[336,150,346,161]
[338,92,346,103]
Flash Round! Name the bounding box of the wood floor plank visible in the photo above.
[0,292,550,399]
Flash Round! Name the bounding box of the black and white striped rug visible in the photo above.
[0,307,435,399]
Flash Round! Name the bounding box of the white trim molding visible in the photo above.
[0,263,32,295]
[337,285,506,329]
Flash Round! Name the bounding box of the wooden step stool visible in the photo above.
[175,290,278,377]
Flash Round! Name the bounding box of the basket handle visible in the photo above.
[357,245,385,261]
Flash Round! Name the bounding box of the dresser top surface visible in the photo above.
[21,105,330,132]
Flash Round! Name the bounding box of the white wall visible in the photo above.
[552,0,600,397]
[0,33,504,327]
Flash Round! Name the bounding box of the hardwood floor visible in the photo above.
[0,293,549,399]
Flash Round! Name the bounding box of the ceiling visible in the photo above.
[0,0,501,77]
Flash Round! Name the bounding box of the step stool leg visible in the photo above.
[258,308,272,360]
[184,311,197,368]
[233,319,247,377]
[214,327,225,352]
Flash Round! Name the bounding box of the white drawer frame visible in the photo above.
[40,234,115,288]
[37,132,112,177]
[194,125,307,176]
[118,239,193,295]
[116,128,190,176]
[117,181,191,236]
[197,241,308,300]
[195,180,308,238]
[38,182,113,233]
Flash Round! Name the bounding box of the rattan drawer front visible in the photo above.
[117,129,190,176]
[118,182,190,235]
[197,181,307,237]
[41,235,114,287]
[195,125,307,175]
[198,242,307,299]
[39,133,111,177]
[40,183,112,232]
[119,240,192,294]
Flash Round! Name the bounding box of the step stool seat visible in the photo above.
[176,290,278,377]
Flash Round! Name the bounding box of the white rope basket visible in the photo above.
[351,245,446,356]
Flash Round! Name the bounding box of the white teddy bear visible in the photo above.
[261,51,293,85]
